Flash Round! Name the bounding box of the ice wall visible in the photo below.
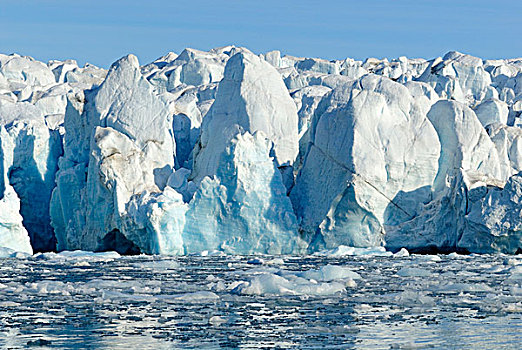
[1,48,522,254]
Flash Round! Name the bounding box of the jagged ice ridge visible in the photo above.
[0,47,521,255]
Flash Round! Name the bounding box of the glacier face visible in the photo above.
[191,50,299,184]
[0,48,522,254]
[183,132,305,255]
[290,75,440,250]
[51,54,175,254]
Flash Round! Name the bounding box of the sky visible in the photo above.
[1,0,521,67]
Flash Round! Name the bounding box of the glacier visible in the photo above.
[0,48,522,255]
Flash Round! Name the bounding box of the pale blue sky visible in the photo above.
[1,0,520,67]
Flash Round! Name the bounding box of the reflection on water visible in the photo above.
[0,252,520,349]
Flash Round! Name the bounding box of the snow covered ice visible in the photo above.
[0,48,522,255]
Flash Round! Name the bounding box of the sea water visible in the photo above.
[0,250,520,349]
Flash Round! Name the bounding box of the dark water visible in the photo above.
[0,251,520,349]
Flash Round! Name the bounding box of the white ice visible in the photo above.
[1,47,522,255]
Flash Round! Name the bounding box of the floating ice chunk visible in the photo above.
[504,257,522,266]
[266,258,285,265]
[232,273,347,296]
[393,248,410,257]
[33,250,120,262]
[137,260,180,270]
[247,258,264,265]
[438,282,494,293]
[506,266,522,282]
[412,254,442,262]
[208,315,228,326]
[387,290,435,306]
[315,245,393,257]
[232,274,289,295]
[24,280,73,295]
[396,267,431,277]
[0,301,20,307]
[57,250,120,259]
[447,252,467,259]
[232,263,359,296]
[101,290,157,303]
[190,250,227,257]
[297,264,361,281]
[509,286,522,296]
[158,291,219,303]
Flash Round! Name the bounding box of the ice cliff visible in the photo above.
[0,48,521,255]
